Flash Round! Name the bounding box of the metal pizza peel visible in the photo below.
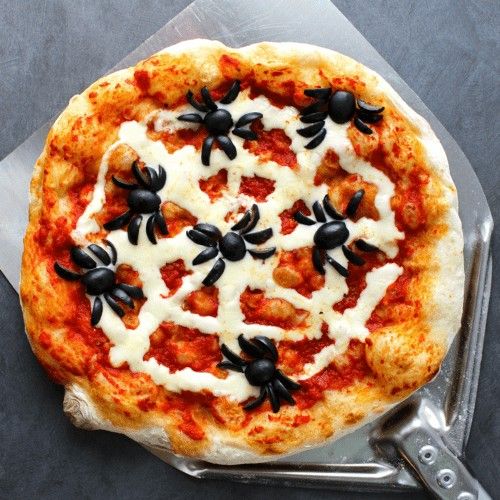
[0,0,494,496]
[370,397,491,499]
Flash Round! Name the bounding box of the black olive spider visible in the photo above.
[178,81,263,166]
[297,88,384,148]
[54,240,144,326]
[218,334,300,413]
[187,204,275,286]
[294,190,379,276]
[104,160,168,245]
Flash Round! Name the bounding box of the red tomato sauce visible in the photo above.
[294,340,371,409]
[244,122,298,169]
[279,200,310,235]
[279,327,330,373]
[198,169,228,201]
[160,260,191,296]
[160,390,218,441]
[184,286,219,317]
[240,287,308,330]
[144,322,221,373]
[239,175,275,201]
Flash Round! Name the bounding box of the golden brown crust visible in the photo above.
[20,40,464,464]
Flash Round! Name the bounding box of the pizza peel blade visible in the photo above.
[370,396,491,499]
[0,123,49,290]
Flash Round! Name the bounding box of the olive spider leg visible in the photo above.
[219,80,241,104]
[232,112,263,140]
[243,386,267,411]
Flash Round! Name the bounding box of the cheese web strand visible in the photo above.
[71,90,404,402]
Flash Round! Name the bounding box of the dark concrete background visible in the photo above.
[0,1,498,498]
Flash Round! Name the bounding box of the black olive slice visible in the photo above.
[235,112,263,128]
[239,204,260,234]
[243,386,267,411]
[312,201,326,222]
[200,86,217,111]
[104,239,117,264]
[231,210,252,231]
[91,296,103,326]
[221,343,246,366]
[54,262,80,281]
[216,135,237,160]
[104,293,125,317]
[345,189,365,217]
[238,334,265,358]
[297,121,325,138]
[293,211,316,225]
[154,212,168,235]
[187,90,209,112]
[233,128,258,140]
[88,244,111,266]
[342,245,365,266]
[305,129,327,149]
[194,223,222,240]
[111,177,137,190]
[300,101,326,116]
[243,228,273,245]
[248,247,276,260]
[202,258,225,286]
[70,247,96,269]
[304,88,331,100]
[273,378,295,405]
[357,110,382,124]
[355,239,379,252]
[132,161,150,188]
[111,287,134,308]
[127,215,142,245]
[276,369,301,390]
[328,91,356,123]
[217,361,244,372]
[354,117,373,134]
[253,336,278,362]
[312,246,325,275]
[322,195,345,220]
[357,99,384,114]
[117,283,144,299]
[187,229,217,247]
[326,254,348,277]
[300,111,328,123]
[201,136,215,166]
[266,384,280,413]
[219,80,241,104]
[104,210,132,231]
[146,214,157,244]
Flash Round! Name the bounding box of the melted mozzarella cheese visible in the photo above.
[71,90,404,401]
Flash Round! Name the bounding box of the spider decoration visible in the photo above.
[54,241,144,326]
[297,88,384,148]
[218,334,300,413]
[187,204,275,286]
[294,190,379,276]
[178,80,263,166]
[104,161,168,245]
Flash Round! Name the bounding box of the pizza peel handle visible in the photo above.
[370,397,491,500]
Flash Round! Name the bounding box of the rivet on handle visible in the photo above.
[436,468,456,489]
[418,445,437,465]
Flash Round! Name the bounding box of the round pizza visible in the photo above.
[20,40,464,464]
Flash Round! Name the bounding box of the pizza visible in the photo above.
[20,40,464,464]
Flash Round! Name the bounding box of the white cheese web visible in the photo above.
[71,90,404,402]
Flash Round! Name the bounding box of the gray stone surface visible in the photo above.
[0,0,498,498]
